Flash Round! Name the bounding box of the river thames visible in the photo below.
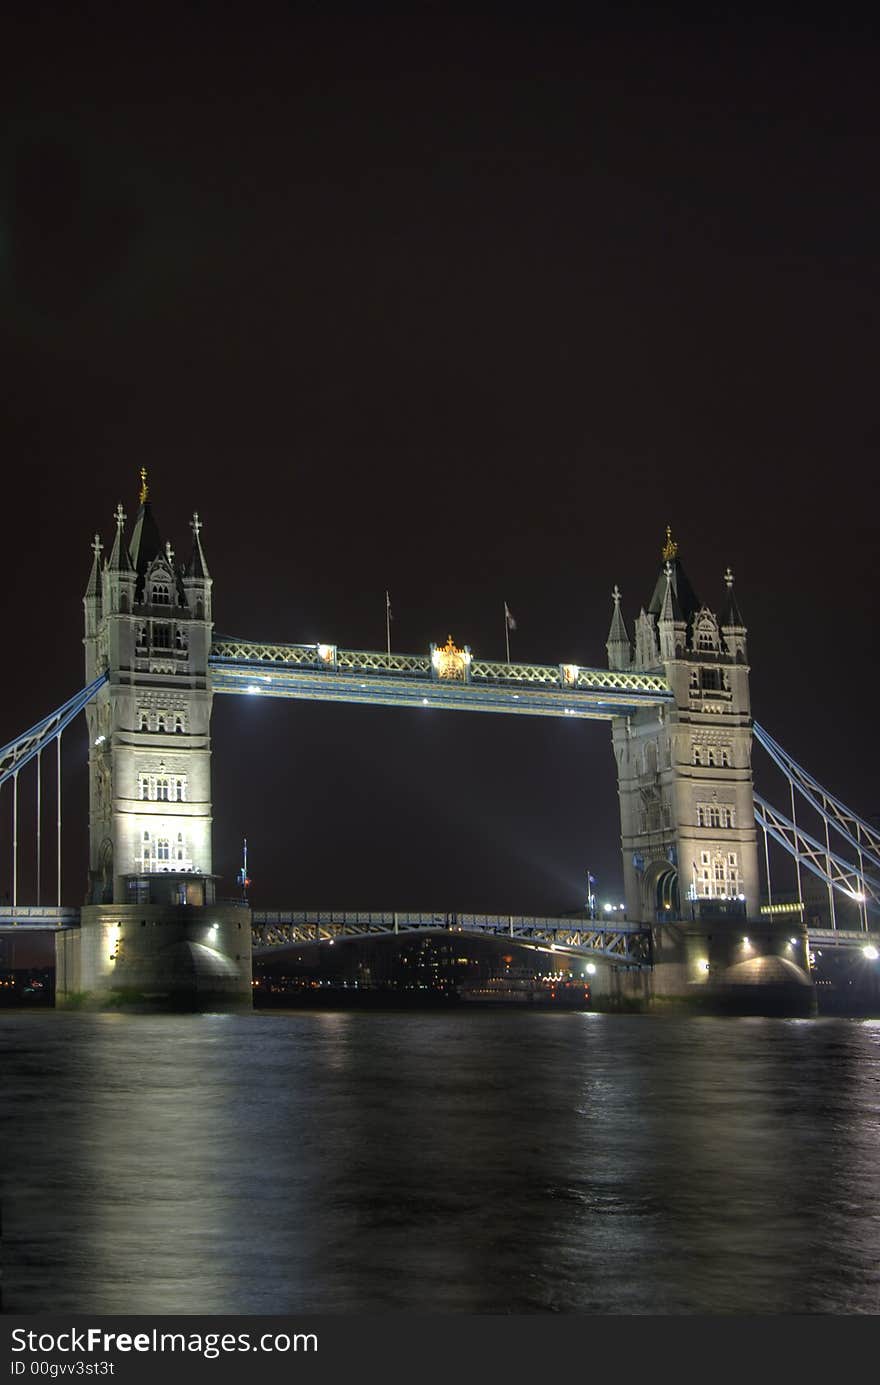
[2,1010,879,1315]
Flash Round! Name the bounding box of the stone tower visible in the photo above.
[60,471,251,1010]
[606,528,760,927]
[83,470,214,906]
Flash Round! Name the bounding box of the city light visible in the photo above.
[246,685,261,694]
[863,946,879,961]
[585,963,596,976]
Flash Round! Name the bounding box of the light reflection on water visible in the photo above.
[2,1011,879,1314]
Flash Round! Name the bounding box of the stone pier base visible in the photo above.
[55,904,253,1011]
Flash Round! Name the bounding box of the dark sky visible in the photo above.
[2,6,878,912]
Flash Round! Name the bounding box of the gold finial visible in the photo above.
[138,467,149,505]
[662,525,678,561]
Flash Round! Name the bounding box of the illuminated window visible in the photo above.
[139,710,149,731]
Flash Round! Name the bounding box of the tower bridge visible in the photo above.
[1,474,877,1010]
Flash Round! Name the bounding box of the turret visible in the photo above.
[720,567,747,661]
[606,585,631,670]
[658,561,688,661]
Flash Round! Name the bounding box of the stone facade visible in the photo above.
[607,533,760,928]
[83,483,214,905]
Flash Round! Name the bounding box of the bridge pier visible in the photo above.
[55,903,252,1011]
[648,914,814,1013]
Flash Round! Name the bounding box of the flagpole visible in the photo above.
[504,601,510,664]
[385,591,391,656]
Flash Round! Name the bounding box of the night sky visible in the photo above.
[2,7,878,913]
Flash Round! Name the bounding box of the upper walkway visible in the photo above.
[208,636,673,720]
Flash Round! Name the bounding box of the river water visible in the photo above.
[2,1010,879,1315]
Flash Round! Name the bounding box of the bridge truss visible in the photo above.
[252,911,653,966]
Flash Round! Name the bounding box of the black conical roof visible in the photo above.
[721,583,745,628]
[129,501,163,575]
[647,557,700,625]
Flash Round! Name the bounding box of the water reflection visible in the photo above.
[2,1012,879,1313]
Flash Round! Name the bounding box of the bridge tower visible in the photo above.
[607,529,760,932]
[59,471,251,1009]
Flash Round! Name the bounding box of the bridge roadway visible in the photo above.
[208,636,674,720]
[5,908,876,970]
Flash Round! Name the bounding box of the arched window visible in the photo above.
[139,710,149,731]
[152,583,171,605]
[157,838,170,863]
[175,628,188,649]
[156,777,170,801]
[174,715,184,733]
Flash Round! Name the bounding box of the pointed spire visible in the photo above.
[606,584,631,670]
[721,566,745,628]
[659,561,684,623]
[187,511,210,579]
[107,503,133,571]
[85,532,103,597]
[129,468,163,577]
[648,530,700,624]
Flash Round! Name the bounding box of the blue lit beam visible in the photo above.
[0,674,109,790]
[753,792,880,915]
[754,722,880,872]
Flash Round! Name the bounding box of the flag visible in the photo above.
[504,602,517,631]
[587,873,597,885]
